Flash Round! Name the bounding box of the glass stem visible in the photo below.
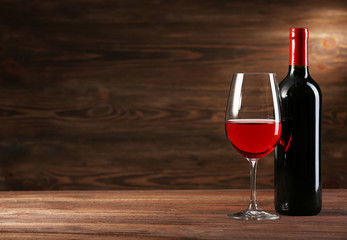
[248,159,259,211]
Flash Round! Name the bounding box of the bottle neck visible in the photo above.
[288,65,309,78]
[289,33,309,78]
[289,37,308,66]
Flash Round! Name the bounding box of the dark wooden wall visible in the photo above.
[0,0,346,190]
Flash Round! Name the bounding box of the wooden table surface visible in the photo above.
[0,189,346,239]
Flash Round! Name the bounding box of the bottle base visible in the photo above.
[275,207,321,216]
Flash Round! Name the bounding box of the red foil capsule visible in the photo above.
[289,28,309,66]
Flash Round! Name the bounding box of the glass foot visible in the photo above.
[228,209,279,220]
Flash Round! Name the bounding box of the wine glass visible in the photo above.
[225,73,281,220]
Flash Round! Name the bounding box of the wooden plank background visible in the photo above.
[0,0,346,190]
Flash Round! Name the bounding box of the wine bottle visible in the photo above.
[274,28,322,216]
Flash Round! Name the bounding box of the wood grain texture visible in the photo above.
[0,0,346,190]
[0,189,346,239]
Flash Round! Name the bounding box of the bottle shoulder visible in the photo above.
[279,75,321,98]
[307,77,321,93]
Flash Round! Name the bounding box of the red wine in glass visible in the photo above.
[225,119,281,159]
